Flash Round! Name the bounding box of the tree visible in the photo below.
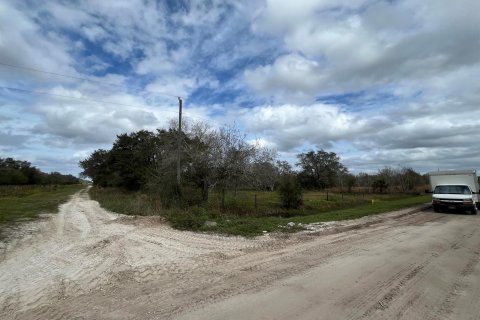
[398,167,422,192]
[110,130,159,190]
[146,128,182,198]
[356,172,372,191]
[0,168,28,184]
[372,178,389,193]
[297,150,347,189]
[0,157,78,185]
[377,166,396,193]
[79,149,114,187]
[248,148,279,191]
[213,125,256,205]
[341,173,357,193]
[181,122,218,203]
[276,160,293,176]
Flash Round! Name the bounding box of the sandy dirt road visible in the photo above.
[1,189,480,320]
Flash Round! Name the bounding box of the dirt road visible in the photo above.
[1,189,479,320]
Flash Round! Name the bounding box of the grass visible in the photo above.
[88,187,162,216]
[89,187,430,237]
[0,184,84,226]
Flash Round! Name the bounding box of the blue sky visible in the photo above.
[1,0,480,176]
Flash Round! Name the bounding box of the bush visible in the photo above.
[278,174,303,209]
[167,210,203,230]
[165,207,212,231]
[372,179,389,193]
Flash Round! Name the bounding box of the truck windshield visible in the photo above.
[433,185,471,194]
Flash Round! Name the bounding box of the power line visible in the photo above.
[0,85,180,116]
[0,85,217,123]
[0,61,182,99]
[0,62,227,124]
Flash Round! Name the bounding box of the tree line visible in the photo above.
[80,121,426,207]
[0,157,79,185]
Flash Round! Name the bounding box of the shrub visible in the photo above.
[372,179,389,193]
[165,209,203,230]
[278,174,303,209]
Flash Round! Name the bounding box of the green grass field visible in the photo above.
[90,187,430,237]
[0,185,84,226]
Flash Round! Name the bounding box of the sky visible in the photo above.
[1,0,480,176]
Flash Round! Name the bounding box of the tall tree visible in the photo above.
[110,130,159,190]
[297,150,347,189]
[248,148,279,191]
[213,125,256,204]
[183,122,219,202]
[79,149,113,187]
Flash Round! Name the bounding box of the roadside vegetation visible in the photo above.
[89,187,429,236]
[81,120,430,237]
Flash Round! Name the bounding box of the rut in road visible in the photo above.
[0,189,280,319]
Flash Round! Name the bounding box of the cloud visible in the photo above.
[145,75,218,100]
[248,0,480,97]
[234,103,369,151]
[0,2,74,75]
[30,87,161,145]
[0,131,29,147]
[245,54,326,103]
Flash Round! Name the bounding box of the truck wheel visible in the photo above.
[433,205,441,213]
[471,206,477,215]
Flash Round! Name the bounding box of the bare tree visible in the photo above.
[184,122,220,203]
[248,147,279,191]
[377,166,396,193]
[213,125,256,205]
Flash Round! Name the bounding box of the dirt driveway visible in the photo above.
[1,189,479,320]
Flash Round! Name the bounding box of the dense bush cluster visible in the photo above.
[0,158,79,185]
[278,174,303,209]
[80,123,282,206]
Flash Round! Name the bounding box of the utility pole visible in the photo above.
[176,97,183,197]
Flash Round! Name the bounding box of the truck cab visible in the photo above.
[432,184,477,214]
[428,170,479,215]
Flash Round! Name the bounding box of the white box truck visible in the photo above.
[428,170,479,214]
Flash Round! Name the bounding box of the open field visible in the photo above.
[0,184,83,228]
[89,187,430,236]
[1,188,480,320]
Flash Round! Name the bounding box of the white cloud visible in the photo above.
[245,54,326,103]
[81,25,108,42]
[248,0,480,97]
[28,86,163,145]
[0,2,75,78]
[234,103,367,151]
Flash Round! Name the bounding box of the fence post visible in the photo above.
[326,190,329,201]
[254,194,257,211]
